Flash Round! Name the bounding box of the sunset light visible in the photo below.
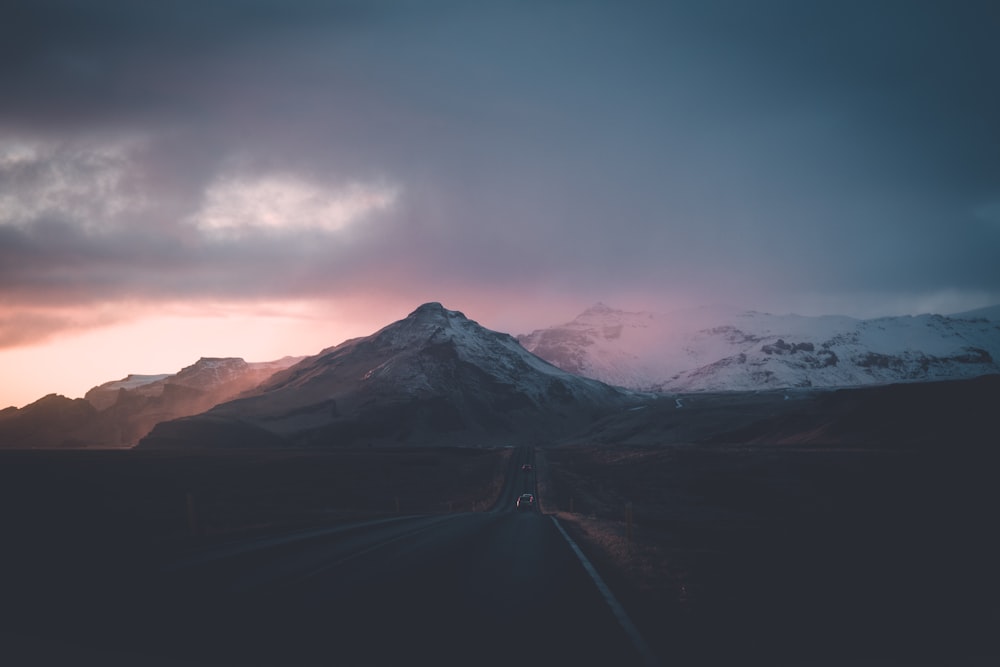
[0,299,399,409]
[2,2,998,409]
[2,3,998,665]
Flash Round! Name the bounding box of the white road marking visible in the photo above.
[550,516,661,667]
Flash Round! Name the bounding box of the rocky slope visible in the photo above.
[139,303,635,448]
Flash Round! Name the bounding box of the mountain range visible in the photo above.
[518,303,1000,392]
[0,357,300,448]
[138,302,631,448]
[2,301,998,449]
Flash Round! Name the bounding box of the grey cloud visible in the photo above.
[1,0,998,333]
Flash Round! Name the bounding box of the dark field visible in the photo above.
[2,438,998,665]
[0,447,510,544]
[0,446,510,645]
[541,443,1000,665]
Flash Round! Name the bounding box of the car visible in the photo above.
[516,493,535,511]
[521,464,533,471]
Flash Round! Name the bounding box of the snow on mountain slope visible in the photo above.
[518,304,1000,392]
[949,304,1000,321]
[249,302,624,409]
[140,303,633,448]
[354,301,614,402]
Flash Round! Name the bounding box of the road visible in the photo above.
[4,447,657,666]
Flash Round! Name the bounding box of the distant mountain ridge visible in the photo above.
[518,303,1000,392]
[0,356,301,448]
[139,303,633,449]
[6,300,999,450]
[84,357,302,411]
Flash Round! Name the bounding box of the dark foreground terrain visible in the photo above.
[2,418,999,665]
[4,447,658,666]
[541,442,1000,665]
[1,447,516,665]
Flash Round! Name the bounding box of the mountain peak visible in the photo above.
[583,302,616,315]
[412,301,446,313]
[408,302,466,322]
[375,302,473,349]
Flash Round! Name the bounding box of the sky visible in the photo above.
[2,0,999,408]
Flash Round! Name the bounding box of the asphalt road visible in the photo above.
[4,447,655,666]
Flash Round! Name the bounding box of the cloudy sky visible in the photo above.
[2,0,999,407]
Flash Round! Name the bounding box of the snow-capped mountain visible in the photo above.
[140,303,633,448]
[10,300,997,450]
[518,303,1000,392]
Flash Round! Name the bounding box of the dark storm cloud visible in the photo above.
[0,0,378,127]
[1,0,999,333]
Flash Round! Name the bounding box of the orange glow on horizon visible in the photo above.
[0,290,640,410]
[0,293,591,409]
[0,299,395,409]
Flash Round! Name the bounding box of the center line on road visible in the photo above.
[551,516,660,667]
